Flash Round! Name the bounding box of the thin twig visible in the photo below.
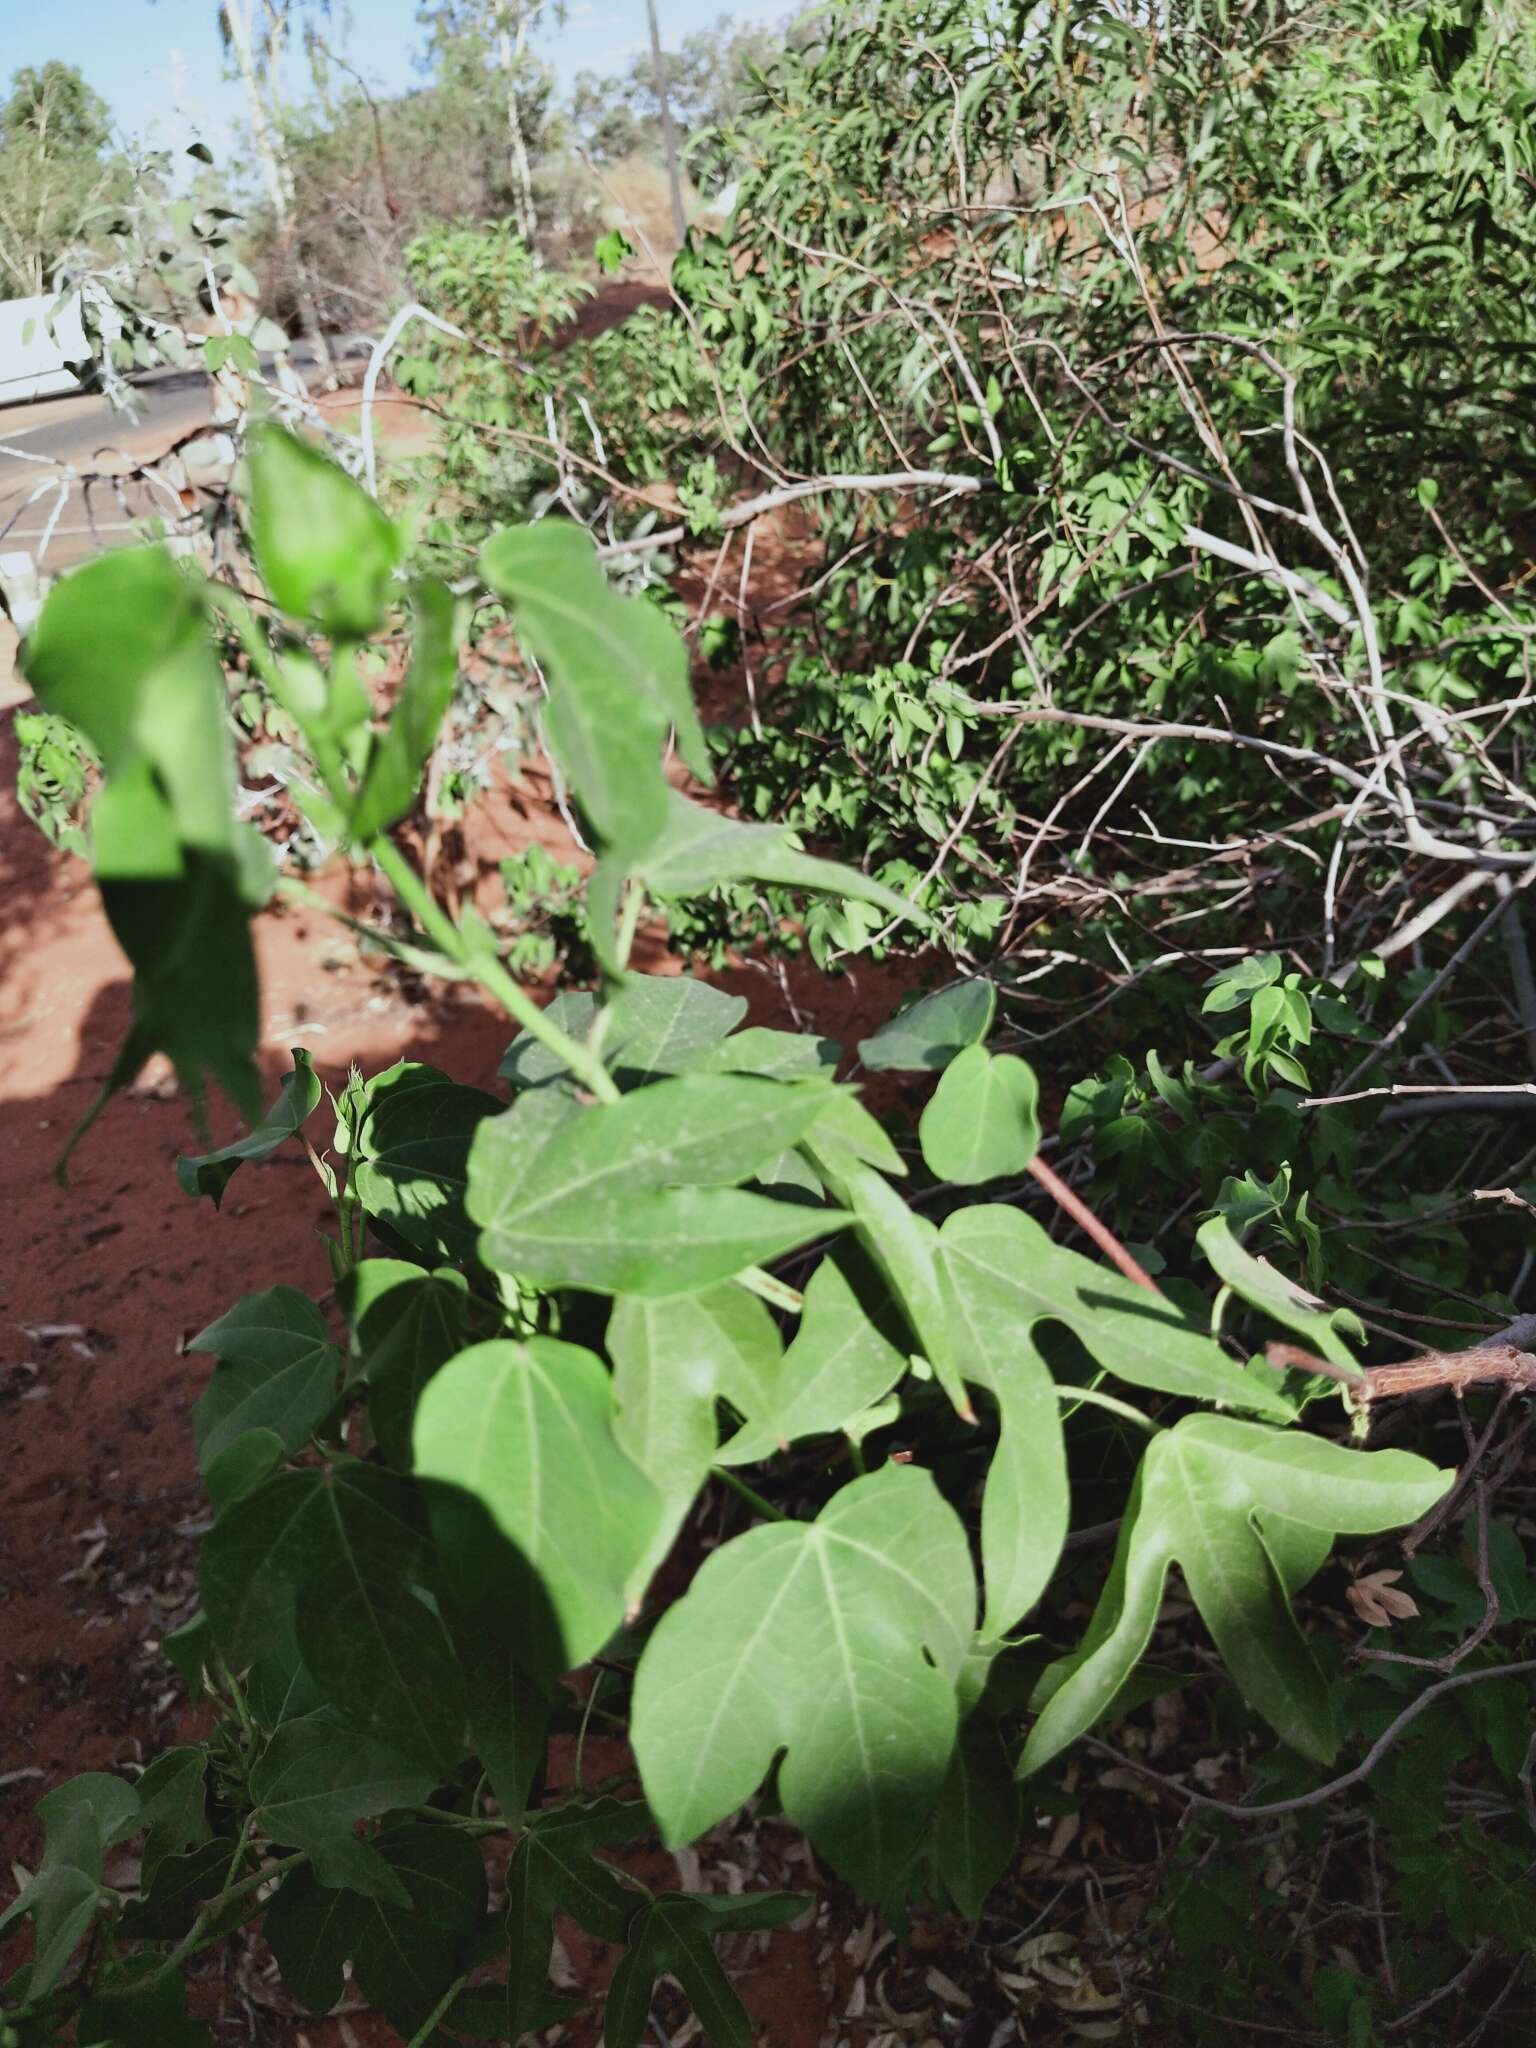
[1027,1155,1162,1292]
[1086,1658,1536,1819]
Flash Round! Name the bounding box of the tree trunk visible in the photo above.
[221,0,334,384]
[494,2,538,245]
[645,0,687,247]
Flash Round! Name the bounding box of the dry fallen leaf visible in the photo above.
[1347,1568,1419,1628]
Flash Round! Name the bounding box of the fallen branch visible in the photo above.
[1265,1339,1536,1407]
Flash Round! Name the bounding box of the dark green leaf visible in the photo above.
[604,1897,760,2048]
[264,1864,366,2014]
[445,1612,551,1824]
[202,1463,464,1771]
[176,1049,321,1206]
[352,1067,504,1264]
[23,546,267,1125]
[134,1748,210,1886]
[506,1799,650,2037]
[250,1716,435,1852]
[348,1262,469,1469]
[116,1838,232,1940]
[77,1966,214,2045]
[189,1287,341,1471]
[349,1825,488,2035]
[204,1428,286,1515]
[0,1774,140,1996]
[935,1716,1021,1919]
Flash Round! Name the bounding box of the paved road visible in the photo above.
[0,343,372,572]
[0,370,226,571]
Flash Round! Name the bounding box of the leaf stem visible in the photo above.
[371,836,621,1102]
[735,1266,805,1313]
[406,1973,471,2048]
[713,1467,789,1521]
[615,877,646,973]
[1058,1385,1159,1432]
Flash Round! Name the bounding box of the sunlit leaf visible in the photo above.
[468,1074,847,1295]
[633,1466,974,1906]
[1021,1418,1452,1777]
[245,426,401,638]
[608,1285,783,1598]
[918,1044,1040,1184]
[413,1338,662,1680]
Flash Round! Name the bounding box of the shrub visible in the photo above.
[0,432,1469,2044]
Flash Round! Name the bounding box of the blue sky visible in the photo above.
[5,1,781,159]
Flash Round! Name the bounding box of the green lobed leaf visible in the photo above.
[205,1428,286,1514]
[249,1716,436,1854]
[115,1838,232,1942]
[76,1967,214,2045]
[918,1044,1041,1184]
[718,1249,909,1464]
[413,1338,662,1680]
[348,1824,488,2036]
[608,1285,784,1600]
[468,1073,849,1296]
[505,1799,651,2037]
[635,787,927,933]
[1198,1214,1365,1375]
[134,1748,210,1887]
[1020,1417,1452,1778]
[444,1611,551,1825]
[351,1065,504,1264]
[605,1897,758,2048]
[703,1025,842,1080]
[0,1774,141,1998]
[931,1204,1296,1640]
[934,1715,1022,1920]
[500,976,750,1093]
[189,1287,342,1473]
[345,1262,470,1470]
[595,975,750,1084]
[200,1462,464,1770]
[176,1049,321,1207]
[939,1205,1295,1419]
[481,521,709,858]
[632,1465,975,1907]
[937,1252,1066,1643]
[264,1864,365,2014]
[498,990,598,1089]
[810,1148,971,1420]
